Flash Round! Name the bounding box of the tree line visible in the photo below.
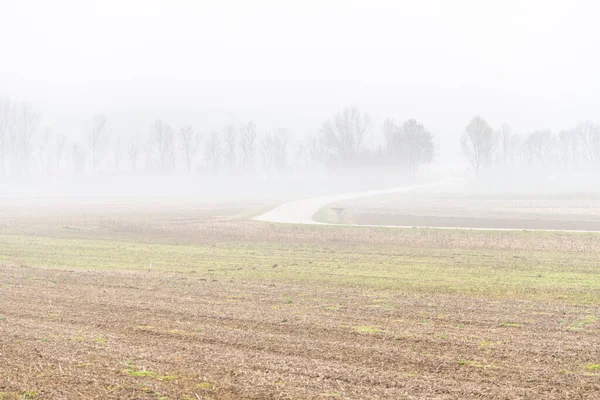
[3,96,596,181]
[0,98,435,179]
[461,116,600,176]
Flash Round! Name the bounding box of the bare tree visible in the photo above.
[575,121,600,165]
[260,129,289,176]
[461,116,495,176]
[240,121,257,171]
[294,141,305,171]
[382,118,399,146]
[320,105,372,162]
[204,131,222,170]
[260,134,276,175]
[11,102,40,175]
[274,128,289,171]
[35,128,51,175]
[497,123,515,165]
[559,129,577,166]
[222,124,237,170]
[179,125,201,173]
[85,114,110,172]
[151,120,176,171]
[509,133,523,166]
[525,130,555,166]
[569,127,585,166]
[304,135,324,169]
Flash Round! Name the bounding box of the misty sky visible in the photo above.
[1,0,599,157]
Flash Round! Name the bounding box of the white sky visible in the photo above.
[1,0,599,156]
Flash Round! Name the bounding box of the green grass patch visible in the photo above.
[197,382,212,389]
[1,231,599,305]
[122,364,155,378]
[502,322,523,328]
[568,316,598,330]
[129,370,154,377]
[354,326,388,334]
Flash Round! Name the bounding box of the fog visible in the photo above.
[1,0,600,199]
[3,4,600,396]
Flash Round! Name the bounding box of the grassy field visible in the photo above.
[0,200,599,399]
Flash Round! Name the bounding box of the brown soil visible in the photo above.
[328,191,600,231]
[353,213,600,231]
[1,264,598,399]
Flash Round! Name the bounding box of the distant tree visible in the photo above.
[382,118,399,147]
[403,119,434,174]
[569,127,586,166]
[259,134,276,175]
[525,130,554,165]
[304,134,324,168]
[294,141,305,172]
[260,129,288,176]
[558,130,575,166]
[385,119,434,176]
[222,124,237,170]
[85,114,110,172]
[151,120,175,171]
[320,105,372,163]
[510,133,523,165]
[461,116,494,176]
[35,128,51,175]
[204,131,222,170]
[11,102,40,175]
[274,128,289,171]
[497,123,517,165]
[179,125,201,173]
[239,121,257,171]
[575,121,600,165]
